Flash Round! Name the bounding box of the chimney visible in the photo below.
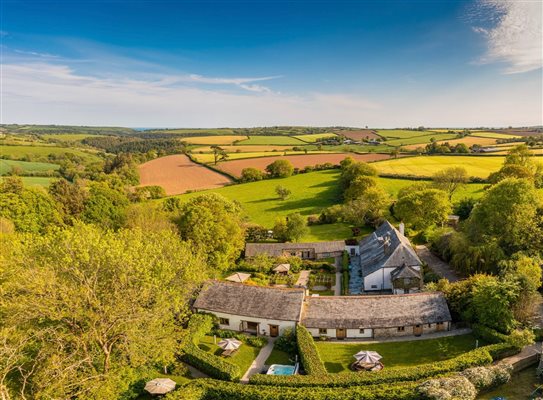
[399,222,405,236]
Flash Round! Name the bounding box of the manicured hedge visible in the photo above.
[249,345,493,387]
[180,314,242,381]
[471,324,508,344]
[296,325,327,376]
[167,379,420,400]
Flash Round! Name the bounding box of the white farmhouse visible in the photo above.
[358,221,422,294]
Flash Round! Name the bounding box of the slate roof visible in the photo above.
[391,264,422,281]
[359,221,421,277]
[302,292,451,329]
[245,241,345,258]
[193,281,305,322]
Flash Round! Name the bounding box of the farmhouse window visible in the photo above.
[436,322,444,327]
[359,329,366,334]
[397,327,405,332]
[371,285,378,289]
[219,318,230,325]
[319,328,327,335]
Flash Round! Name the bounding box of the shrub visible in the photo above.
[296,325,327,376]
[240,167,264,182]
[460,364,512,390]
[180,314,241,381]
[249,346,493,387]
[265,159,294,178]
[245,336,268,348]
[484,342,519,360]
[471,323,508,344]
[179,379,420,400]
[275,327,298,357]
[506,328,535,349]
[417,376,477,400]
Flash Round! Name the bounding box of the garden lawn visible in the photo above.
[373,155,504,178]
[265,347,292,365]
[0,159,60,175]
[237,136,307,146]
[316,334,480,373]
[0,144,102,163]
[198,335,260,375]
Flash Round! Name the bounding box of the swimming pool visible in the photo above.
[267,364,297,375]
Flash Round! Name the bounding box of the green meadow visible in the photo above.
[237,135,307,146]
[172,169,487,241]
[1,144,102,163]
[385,133,458,147]
[0,159,60,175]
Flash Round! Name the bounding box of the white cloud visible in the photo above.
[2,62,541,127]
[473,0,542,74]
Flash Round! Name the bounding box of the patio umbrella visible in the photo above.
[144,378,176,395]
[218,338,242,351]
[353,350,382,364]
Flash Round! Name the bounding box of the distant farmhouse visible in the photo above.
[245,241,345,261]
[193,281,451,339]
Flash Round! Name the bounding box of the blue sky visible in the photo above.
[2,0,542,127]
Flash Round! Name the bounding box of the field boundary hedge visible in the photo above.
[180,314,242,381]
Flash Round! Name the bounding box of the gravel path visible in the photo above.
[416,245,460,282]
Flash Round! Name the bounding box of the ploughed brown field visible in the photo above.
[216,153,393,177]
[138,154,231,195]
[338,129,382,141]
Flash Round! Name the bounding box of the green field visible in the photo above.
[42,133,106,142]
[316,334,480,373]
[385,133,458,147]
[1,176,54,187]
[0,159,60,175]
[373,155,504,178]
[1,145,102,163]
[471,131,522,139]
[237,136,307,146]
[377,130,441,139]
[170,170,487,241]
[294,133,337,143]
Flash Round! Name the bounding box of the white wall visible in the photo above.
[307,327,373,338]
[364,267,397,290]
[196,309,296,336]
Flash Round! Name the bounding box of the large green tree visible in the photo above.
[0,224,208,399]
[82,182,130,230]
[342,186,390,227]
[265,159,294,178]
[466,178,543,256]
[273,213,308,242]
[395,188,452,230]
[432,167,469,200]
[176,193,245,272]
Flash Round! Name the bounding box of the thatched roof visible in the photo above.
[302,292,451,329]
[194,281,305,322]
[359,221,421,277]
[225,272,251,283]
[273,264,291,273]
[245,241,345,257]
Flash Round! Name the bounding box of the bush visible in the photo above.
[245,336,268,348]
[275,327,298,357]
[460,364,512,390]
[265,159,294,178]
[484,342,519,360]
[296,325,327,376]
[417,376,477,400]
[180,314,241,381]
[249,346,493,387]
[178,379,420,400]
[240,167,264,182]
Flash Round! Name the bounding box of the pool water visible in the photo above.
[267,364,296,375]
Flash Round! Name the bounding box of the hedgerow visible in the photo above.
[249,345,493,387]
[296,325,327,376]
[180,314,242,381]
[471,324,508,344]
[166,379,420,400]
